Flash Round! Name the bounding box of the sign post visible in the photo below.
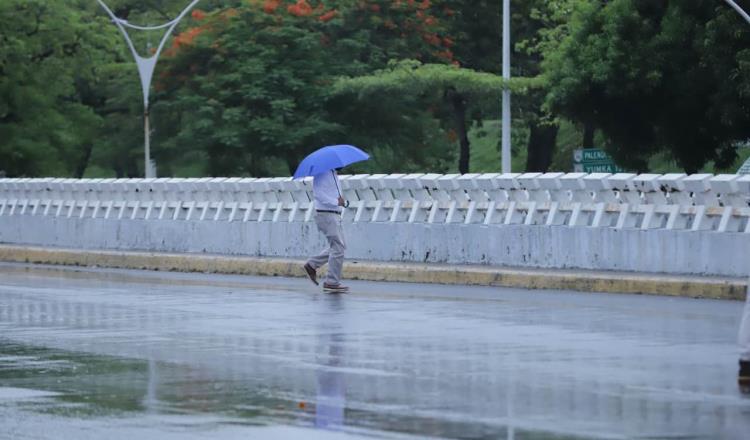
[573,148,625,173]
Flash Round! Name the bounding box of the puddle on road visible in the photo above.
[0,340,592,440]
[0,387,60,400]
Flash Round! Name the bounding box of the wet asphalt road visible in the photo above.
[0,262,748,440]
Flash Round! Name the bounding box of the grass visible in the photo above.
[467,119,529,173]
[467,119,750,174]
[84,121,750,177]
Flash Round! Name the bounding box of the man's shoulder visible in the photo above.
[314,172,334,183]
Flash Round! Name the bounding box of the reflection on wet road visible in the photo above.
[0,263,748,439]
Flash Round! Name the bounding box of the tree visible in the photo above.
[427,0,578,172]
[0,0,209,177]
[154,0,465,176]
[544,0,750,173]
[333,60,540,173]
[0,0,115,177]
[512,0,578,172]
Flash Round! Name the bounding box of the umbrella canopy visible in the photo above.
[293,145,370,179]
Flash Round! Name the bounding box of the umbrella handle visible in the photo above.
[332,170,343,198]
[332,170,349,208]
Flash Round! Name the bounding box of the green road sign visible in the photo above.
[573,148,625,173]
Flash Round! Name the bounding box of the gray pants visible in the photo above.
[740,278,750,361]
[307,212,346,285]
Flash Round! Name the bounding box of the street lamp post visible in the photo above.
[725,0,750,25]
[96,0,201,178]
[501,0,511,173]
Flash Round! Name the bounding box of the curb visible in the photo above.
[0,245,745,300]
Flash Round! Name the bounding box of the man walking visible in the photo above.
[304,169,349,293]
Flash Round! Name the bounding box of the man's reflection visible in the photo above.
[315,295,346,430]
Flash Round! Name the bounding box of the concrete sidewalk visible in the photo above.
[0,244,744,300]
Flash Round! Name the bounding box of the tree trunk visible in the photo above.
[74,143,93,178]
[126,157,140,178]
[285,152,299,177]
[582,122,595,148]
[447,89,471,174]
[525,120,558,172]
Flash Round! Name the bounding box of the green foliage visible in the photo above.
[4,0,750,177]
[334,59,541,101]
[333,60,542,173]
[0,0,114,176]
[153,1,465,176]
[543,0,750,173]
[468,120,530,173]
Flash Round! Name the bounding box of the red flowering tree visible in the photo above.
[154,0,463,176]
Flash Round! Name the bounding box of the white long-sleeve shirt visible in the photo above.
[313,170,342,212]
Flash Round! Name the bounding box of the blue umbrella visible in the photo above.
[293,145,370,179]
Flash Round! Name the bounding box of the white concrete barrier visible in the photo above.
[7,173,747,230]
[1,173,750,277]
[0,173,750,229]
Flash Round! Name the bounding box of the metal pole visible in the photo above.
[501,0,511,173]
[96,0,201,178]
[144,108,151,178]
[725,0,750,25]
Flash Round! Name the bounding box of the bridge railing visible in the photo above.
[1,173,749,232]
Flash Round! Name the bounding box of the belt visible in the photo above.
[316,210,342,214]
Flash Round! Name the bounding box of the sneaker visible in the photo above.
[740,360,750,394]
[323,283,349,294]
[303,263,318,286]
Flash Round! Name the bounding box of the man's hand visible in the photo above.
[338,196,346,207]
